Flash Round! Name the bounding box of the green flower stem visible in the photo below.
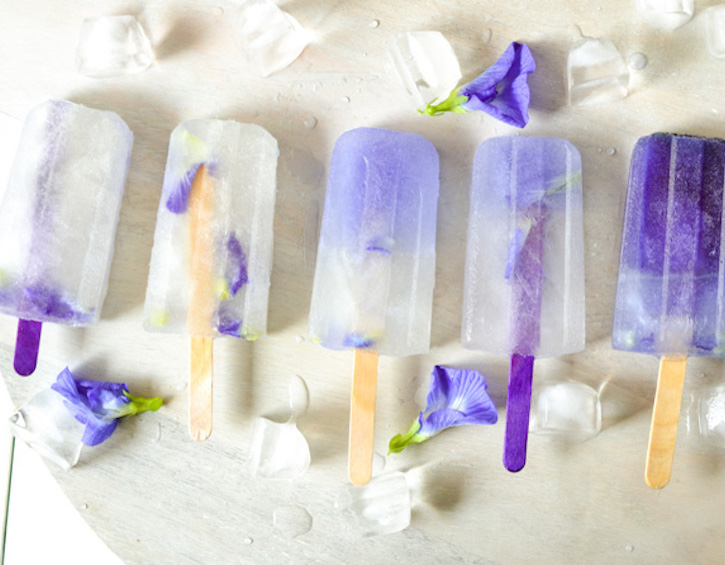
[419,89,469,116]
[388,419,428,454]
[116,391,164,418]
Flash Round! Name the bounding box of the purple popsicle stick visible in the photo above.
[14,319,42,376]
[504,353,534,471]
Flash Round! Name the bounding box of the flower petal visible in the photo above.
[22,285,92,324]
[81,418,118,447]
[165,162,203,213]
[225,233,249,296]
[461,42,536,128]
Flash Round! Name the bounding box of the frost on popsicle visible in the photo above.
[50,367,163,446]
[421,42,535,128]
[388,366,498,454]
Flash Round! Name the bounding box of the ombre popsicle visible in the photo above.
[462,136,585,472]
[143,119,278,441]
[0,99,132,375]
[613,133,725,488]
[308,127,439,485]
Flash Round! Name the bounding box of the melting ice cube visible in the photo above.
[696,384,725,448]
[567,38,629,106]
[530,381,601,441]
[8,389,85,470]
[635,0,694,31]
[706,6,725,59]
[75,15,153,78]
[336,471,411,537]
[246,417,310,479]
[386,31,462,107]
[227,0,309,77]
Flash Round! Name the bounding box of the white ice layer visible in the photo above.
[76,15,154,78]
[0,99,132,325]
[567,38,629,106]
[143,120,278,339]
[386,31,462,107]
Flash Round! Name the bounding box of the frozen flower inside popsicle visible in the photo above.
[50,367,163,446]
[388,366,498,454]
[420,42,535,128]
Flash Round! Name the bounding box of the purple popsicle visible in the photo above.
[612,132,725,488]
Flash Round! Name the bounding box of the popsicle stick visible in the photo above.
[503,353,535,472]
[645,355,687,489]
[189,336,213,441]
[348,348,378,486]
[187,164,215,441]
[13,319,42,376]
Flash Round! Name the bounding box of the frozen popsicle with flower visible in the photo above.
[143,119,278,441]
[462,136,585,472]
[0,99,132,376]
[308,127,439,485]
[612,132,725,488]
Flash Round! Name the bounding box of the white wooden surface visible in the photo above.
[2,0,725,563]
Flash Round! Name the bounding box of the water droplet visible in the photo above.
[628,52,648,70]
[295,335,305,343]
[482,28,492,44]
[242,537,254,546]
[606,147,616,156]
[625,544,634,552]
[272,505,312,539]
[369,19,380,29]
[289,375,310,420]
[176,381,187,391]
[373,452,386,475]
[214,7,225,17]
[80,503,88,510]
[341,96,351,103]
[304,116,318,130]
[596,147,603,153]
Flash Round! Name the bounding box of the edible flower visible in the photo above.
[23,285,93,324]
[225,234,249,296]
[50,367,163,446]
[388,366,498,454]
[420,42,535,128]
[165,162,203,213]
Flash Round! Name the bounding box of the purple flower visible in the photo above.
[217,312,242,337]
[225,234,249,296]
[165,162,203,213]
[23,285,92,324]
[50,367,163,446]
[389,366,498,454]
[420,42,535,128]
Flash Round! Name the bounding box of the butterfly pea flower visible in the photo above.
[50,367,163,446]
[388,366,498,454]
[420,42,535,128]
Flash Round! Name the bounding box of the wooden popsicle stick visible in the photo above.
[645,355,687,489]
[187,164,215,441]
[348,348,378,486]
[13,319,42,376]
[503,353,535,472]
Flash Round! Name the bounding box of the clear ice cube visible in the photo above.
[227,0,309,77]
[695,384,725,448]
[336,471,411,537]
[530,382,601,441]
[246,417,310,479]
[75,15,153,78]
[567,38,629,106]
[706,7,725,59]
[386,31,462,107]
[636,0,694,31]
[8,389,84,470]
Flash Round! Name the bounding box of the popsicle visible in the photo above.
[462,136,585,472]
[0,99,132,376]
[308,127,439,485]
[143,119,278,441]
[612,132,725,488]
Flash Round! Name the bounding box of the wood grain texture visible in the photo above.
[3,1,725,564]
[645,355,687,489]
[189,336,213,441]
[348,348,378,486]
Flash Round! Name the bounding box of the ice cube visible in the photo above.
[75,15,153,78]
[8,389,84,470]
[636,0,694,31]
[246,417,310,479]
[567,38,629,106]
[227,0,309,77]
[706,6,725,59]
[386,31,462,108]
[336,471,411,537]
[696,384,725,448]
[530,382,601,441]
